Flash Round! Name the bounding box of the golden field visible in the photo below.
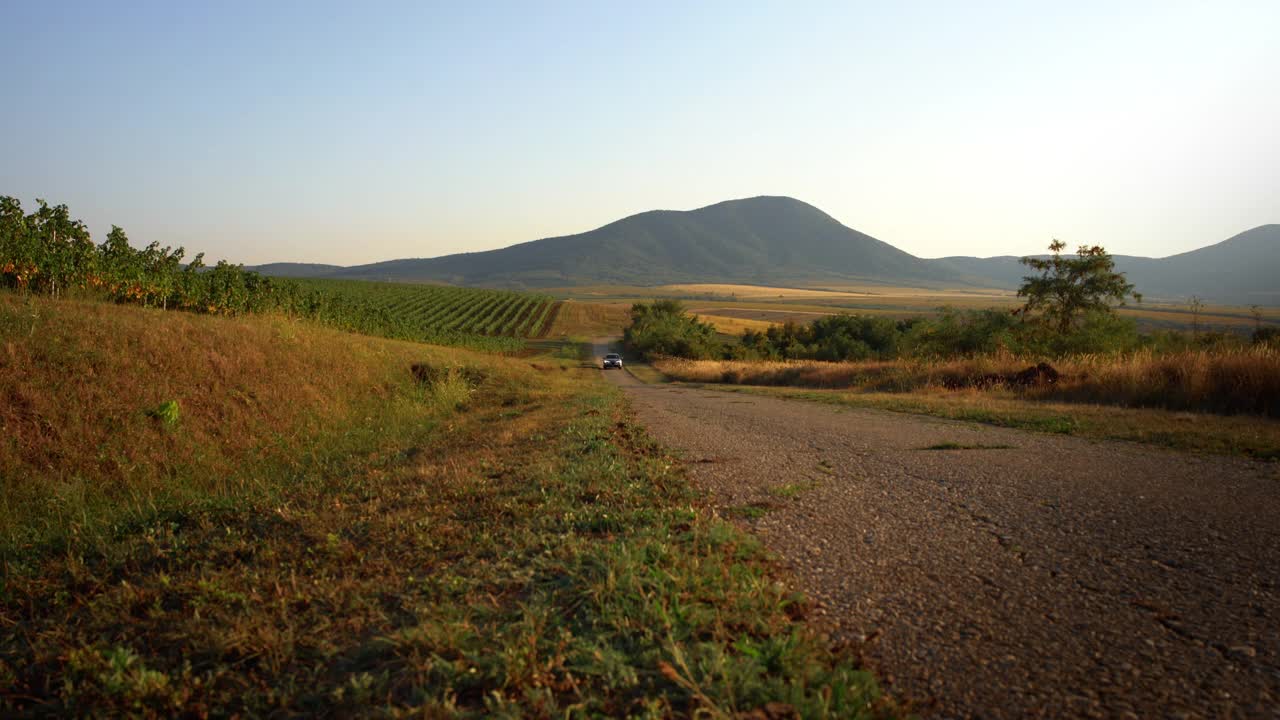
[552,284,1279,335]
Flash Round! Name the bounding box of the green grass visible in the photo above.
[922,442,1015,451]
[626,363,670,385]
[728,504,775,520]
[0,295,891,717]
[768,481,820,499]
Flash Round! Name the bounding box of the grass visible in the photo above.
[547,300,633,337]
[0,292,891,717]
[655,349,1280,418]
[728,504,775,520]
[550,287,1277,335]
[692,313,777,335]
[625,362,670,385]
[0,292,481,551]
[692,384,1280,459]
[922,442,1015,451]
[768,482,818,499]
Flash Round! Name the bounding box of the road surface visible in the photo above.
[595,344,1280,718]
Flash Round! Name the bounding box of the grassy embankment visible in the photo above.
[652,354,1280,459]
[0,293,887,717]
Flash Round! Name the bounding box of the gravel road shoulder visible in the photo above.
[595,343,1280,718]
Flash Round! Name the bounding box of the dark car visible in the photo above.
[602,353,623,369]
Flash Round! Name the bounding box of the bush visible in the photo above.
[623,300,724,359]
[742,314,909,361]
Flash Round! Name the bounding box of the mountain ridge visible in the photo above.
[251,197,1278,304]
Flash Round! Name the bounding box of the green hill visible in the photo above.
[252,197,1278,304]
[268,196,963,288]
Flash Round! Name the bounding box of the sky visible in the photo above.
[2,1,1277,265]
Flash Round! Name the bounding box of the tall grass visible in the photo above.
[655,346,1280,417]
[0,292,480,553]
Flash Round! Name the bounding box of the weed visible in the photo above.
[729,505,773,520]
[145,400,180,427]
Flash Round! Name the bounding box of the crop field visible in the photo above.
[545,299,633,337]
[551,283,1278,336]
[296,278,560,339]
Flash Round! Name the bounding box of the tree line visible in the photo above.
[1,197,300,314]
[626,242,1274,361]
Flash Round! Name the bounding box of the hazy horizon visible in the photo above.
[3,1,1277,266]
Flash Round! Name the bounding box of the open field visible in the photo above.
[546,299,633,337]
[0,292,886,716]
[552,284,1279,335]
[690,312,777,335]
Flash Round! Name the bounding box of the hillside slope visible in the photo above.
[283,196,966,288]
[941,225,1280,304]
[251,197,1276,303]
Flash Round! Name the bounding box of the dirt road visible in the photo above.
[595,345,1280,718]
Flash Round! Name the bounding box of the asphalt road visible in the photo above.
[595,345,1280,719]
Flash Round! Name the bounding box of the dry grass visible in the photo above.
[0,292,478,548]
[659,283,874,300]
[0,291,890,716]
[655,347,1280,418]
[547,299,632,337]
[555,284,1276,333]
[691,312,777,334]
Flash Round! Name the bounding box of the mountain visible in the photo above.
[941,225,1280,304]
[257,197,966,288]
[251,197,1278,304]
[1114,225,1280,304]
[248,262,345,278]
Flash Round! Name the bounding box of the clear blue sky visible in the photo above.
[2,1,1277,265]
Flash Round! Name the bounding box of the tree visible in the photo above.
[624,300,723,359]
[1188,295,1204,337]
[1017,240,1140,334]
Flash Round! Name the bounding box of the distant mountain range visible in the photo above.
[252,197,1279,305]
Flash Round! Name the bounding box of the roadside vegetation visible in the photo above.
[655,348,1280,418]
[0,197,553,352]
[687,384,1280,460]
[0,293,889,717]
[625,243,1280,423]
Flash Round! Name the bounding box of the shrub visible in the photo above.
[624,300,724,359]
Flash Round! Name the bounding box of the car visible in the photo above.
[602,353,623,369]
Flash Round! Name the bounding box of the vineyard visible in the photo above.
[0,196,557,353]
[293,278,559,347]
